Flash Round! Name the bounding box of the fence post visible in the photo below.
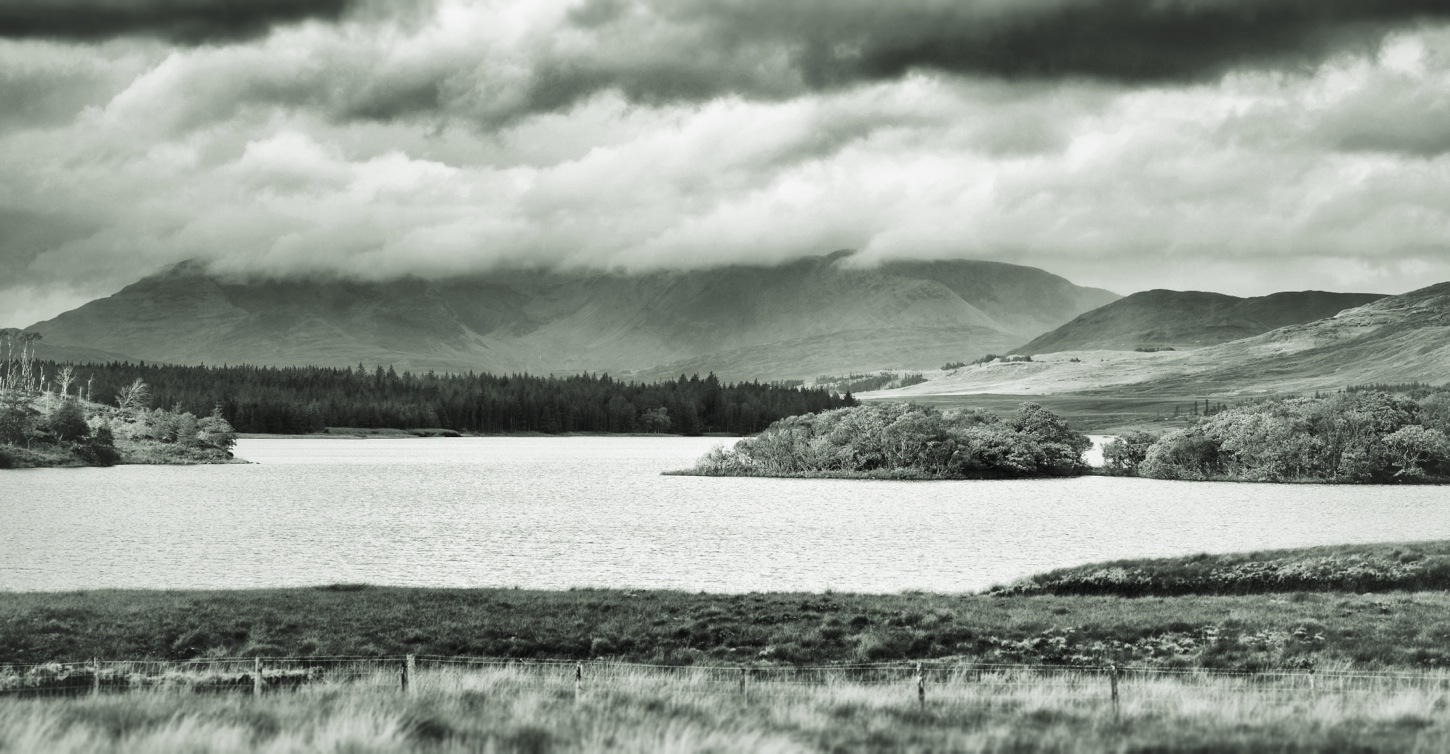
[1109,664,1120,720]
[1309,667,1316,692]
[405,655,416,695]
[91,658,100,697]
[739,667,747,700]
[575,662,583,701]
[916,663,925,710]
[253,658,264,697]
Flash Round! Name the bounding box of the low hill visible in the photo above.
[26,254,1117,380]
[1015,289,1384,354]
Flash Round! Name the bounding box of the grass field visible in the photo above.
[7,542,1450,751]
[4,662,1450,753]
[5,577,1450,672]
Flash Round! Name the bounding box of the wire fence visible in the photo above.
[3,656,1449,705]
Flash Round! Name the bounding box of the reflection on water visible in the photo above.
[1,437,1445,593]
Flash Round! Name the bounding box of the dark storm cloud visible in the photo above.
[719,0,1450,84]
[525,0,1450,112]
[90,0,1449,133]
[0,0,361,44]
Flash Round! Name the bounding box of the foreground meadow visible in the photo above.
[6,583,1450,670]
[3,663,1449,753]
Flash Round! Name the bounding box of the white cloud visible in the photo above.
[4,5,1450,326]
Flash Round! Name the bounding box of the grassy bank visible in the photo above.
[3,664,1448,753]
[993,541,1450,597]
[5,584,1450,671]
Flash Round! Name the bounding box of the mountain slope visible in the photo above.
[27,253,1117,380]
[1155,281,1450,392]
[1015,289,1385,354]
[873,281,1450,397]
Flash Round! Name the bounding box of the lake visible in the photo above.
[2,437,1447,594]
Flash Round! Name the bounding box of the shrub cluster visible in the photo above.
[682,402,1091,479]
[0,381,235,469]
[1126,390,1450,483]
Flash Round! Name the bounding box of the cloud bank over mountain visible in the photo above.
[4,0,1450,326]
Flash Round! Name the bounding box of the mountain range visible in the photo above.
[23,253,1118,381]
[1014,289,1386,355]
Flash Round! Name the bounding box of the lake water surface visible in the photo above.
[2,437,1447,593]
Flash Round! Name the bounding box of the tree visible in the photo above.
[1101,431,1158,476]
[44,399,90,442]
[0,390,37,445]
[116,378,151,412]
[172,412,202,447]
[1383,425,1450,479]
[638,407,672,433]
[199,406,237,451]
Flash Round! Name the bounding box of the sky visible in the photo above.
[4,0,1450,327]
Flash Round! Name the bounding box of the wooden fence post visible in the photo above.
[575,662,583,701]
[402,655,415,694]
[91,658,100,697]
[915,663,925,710]
[1109,665,1120,721]
[253,658,264,697]
[739,667,747,700]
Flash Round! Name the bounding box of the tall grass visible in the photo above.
[2,664,1447,752]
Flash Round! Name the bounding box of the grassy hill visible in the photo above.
[1015,289,1384,355]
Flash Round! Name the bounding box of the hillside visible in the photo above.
[1014,289,1385,355]
[871,281,1450,398]
[26,254,1117,380]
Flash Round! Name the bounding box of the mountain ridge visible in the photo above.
[27,253,1118,380]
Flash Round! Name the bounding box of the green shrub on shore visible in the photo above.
[1136,390,1450,483]
[678,402,1090,479]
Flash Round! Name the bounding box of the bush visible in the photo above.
[1135,391,1450,483]
[679,402,1091,479]
[1102,431,1158,476]
[45,399,90,442]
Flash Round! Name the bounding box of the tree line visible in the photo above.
[10,360,855,436]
